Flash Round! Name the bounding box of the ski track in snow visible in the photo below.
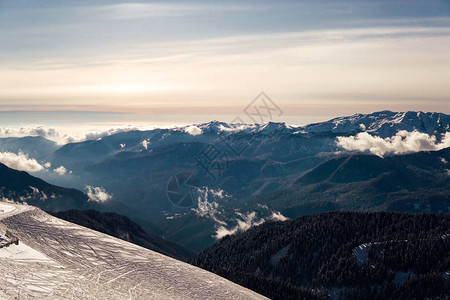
[0,203,266,299]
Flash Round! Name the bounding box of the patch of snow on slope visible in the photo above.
[0,202,15,214]
[0,240,50,261]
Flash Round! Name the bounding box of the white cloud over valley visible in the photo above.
[191,188,287,239]
[215,211,265,239]
[337,131,450,157]
[271,211,289,222]
[85,186,112,202]
[141,140,150,150]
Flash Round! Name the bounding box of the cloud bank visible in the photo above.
[0,151,44,172]
[0,124,155,145]
[337,131,450,157]
[0,126,59,140]
[85,186,112,202]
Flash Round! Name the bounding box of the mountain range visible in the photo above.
[0,110,449,250]
[42,110,450,212]
[0,109,449,298]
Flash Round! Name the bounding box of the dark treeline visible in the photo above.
[192,212,450,299]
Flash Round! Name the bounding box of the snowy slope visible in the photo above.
[301,110,450,137]
[0,202,266,300]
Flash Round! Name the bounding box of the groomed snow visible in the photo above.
[0,240,50,261]
[0,202,15,214]
[0,203,267,299]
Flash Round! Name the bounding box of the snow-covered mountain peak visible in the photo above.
[301,110,449,137]
[257,121,290,134]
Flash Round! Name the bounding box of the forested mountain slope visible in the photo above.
[258,147,450,218]
[193,211,450,300]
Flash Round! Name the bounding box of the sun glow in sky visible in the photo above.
[0,0,449,126]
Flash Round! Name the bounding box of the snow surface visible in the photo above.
[0,202,266,299]
[0,202,15,214]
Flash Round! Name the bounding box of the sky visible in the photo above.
[0,0,449,128]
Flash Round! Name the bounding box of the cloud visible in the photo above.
[183,126,202,136]
[2,22,450,116]
[119,143,125,149]
[215,211,265,239]
[0,124,151,145]
[85,186,112,202]
[191,189,285,239]
[257,204,288,222]
[29,186,39,194]
[53,165,70,175]
[60,126,144,145]
[337,131,450,157]
[0,151,44,172]
[91,3,267,20]
[210,188,226,199]
[141,140,150,150]
[218,124,257,133]
[192,187,227,226]
[0,125,59,140]
[235,211,265,231]
[270,211,288,222]
[257,203,268,210]
[215,226,239,239]
[440,157,448,164]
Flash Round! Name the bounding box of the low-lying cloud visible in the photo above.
[192,187,227,226]
[0,126,59,140]
[0,124,156,145]
[141,140,150,150]
[271,211,289,222]
[190,188,285,239]
[85,186,112,202]
[337,131,450,157]
[0,151,44,172]
[215,211,265,239]
[60,126,146,145]
[183,125,202,136]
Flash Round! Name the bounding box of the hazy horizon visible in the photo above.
[1,0,449,124]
